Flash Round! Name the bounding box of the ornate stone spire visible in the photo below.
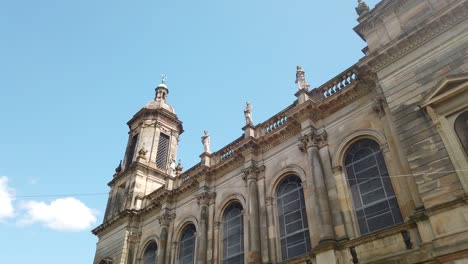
[356,0,370,17]
[295,66,310,91]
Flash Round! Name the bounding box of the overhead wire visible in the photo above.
[1,168,467,199]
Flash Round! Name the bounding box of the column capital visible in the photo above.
[127,231,142,243]
[371,96,386,117]
[298,131,328,152]
[157,209,176,226]
[242,164,265,181]
[196,191,216,206]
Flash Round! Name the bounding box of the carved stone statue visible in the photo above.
[295,65,310,90]
[175,159,183,176]
[138,145,148,159]
[356,0,370,17]
[169,154,176,176]
[201,130,211,153]
[244,101,253,125]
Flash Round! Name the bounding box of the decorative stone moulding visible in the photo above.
[196,192,215,206]
[298,131,329,152]
[157,209,176,226]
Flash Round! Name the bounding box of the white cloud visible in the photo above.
[0,176,15,220]
[20,197,98,231]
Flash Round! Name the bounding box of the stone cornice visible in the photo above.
[257,119,302,153]
[354,0,414,37]
[92,209,139,236]
[127,107,184,134]
[361,1,468,72]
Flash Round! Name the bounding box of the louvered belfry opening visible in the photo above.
[345,139,403,235]
[156,133,170,169]
[125,134,139,169]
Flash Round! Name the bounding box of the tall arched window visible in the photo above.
[276,175,311,260]
[345,139,403,235]
[222,203,244,264]
[455,111,468,155]
[178,224,196,264]
[143,241,157,264]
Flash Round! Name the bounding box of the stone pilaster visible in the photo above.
[242,165,264,264]
[207,195,216,263]
[333,165,356,239]
[170,242,178,264]
[196,191,215,264]
[157,209,175,264]
[125,215,141,264]
[256,167,271,263]
[213,221,221,263]
[299,131,335,243]
[265,196,277,263]
[319,142,347,240]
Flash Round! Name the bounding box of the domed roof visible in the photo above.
[143,78,176,114]
[144,99,176,114]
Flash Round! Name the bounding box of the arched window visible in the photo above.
[455,111,468,155]
[222,203,244,264]
[178,224,196,264]
[344,139,403,235]
[143,241,157,264]
[276,175,311,260]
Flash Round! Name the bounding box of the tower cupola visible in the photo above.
[144,75,176,114]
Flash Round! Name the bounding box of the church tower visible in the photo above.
[103,77,183,221]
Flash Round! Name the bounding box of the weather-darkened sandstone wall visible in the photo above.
[363,0,468,208]
[94,222,127,264]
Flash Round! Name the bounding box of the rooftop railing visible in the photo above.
[311,65,359,101]
[215,136,244,162]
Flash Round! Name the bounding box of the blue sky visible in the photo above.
[0,0,379,263]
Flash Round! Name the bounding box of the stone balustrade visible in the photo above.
[215,136,243,161]
[314,66,359,100]
[264,116,288,134]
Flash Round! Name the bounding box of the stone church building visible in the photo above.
[92,0,468,263]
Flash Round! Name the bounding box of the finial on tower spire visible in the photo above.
[155,73,169,101]
[356,0,370,17]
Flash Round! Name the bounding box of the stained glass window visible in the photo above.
[345,139,402,235]
[222,203,244,264]
[276,176,311,260]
